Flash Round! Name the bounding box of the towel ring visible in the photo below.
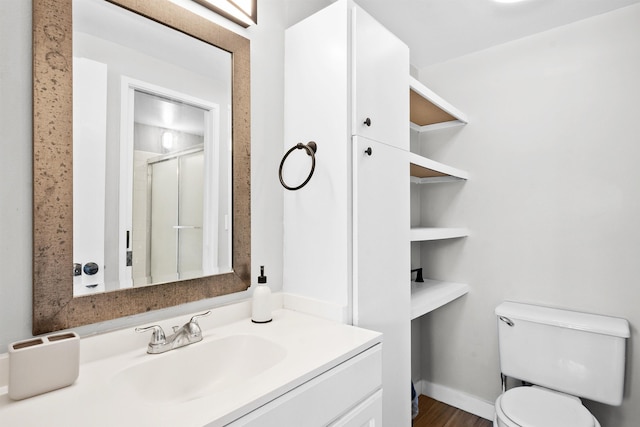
[279,141,317,191]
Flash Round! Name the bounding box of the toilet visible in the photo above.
[494,301,630,427]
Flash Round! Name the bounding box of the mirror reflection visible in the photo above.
[72,0,232,296]
[131,90,232,287]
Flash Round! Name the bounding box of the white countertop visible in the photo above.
[0,308,381,426]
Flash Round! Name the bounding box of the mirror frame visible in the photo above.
[32,0,251,335]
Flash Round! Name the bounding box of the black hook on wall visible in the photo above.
[279,141,318,191]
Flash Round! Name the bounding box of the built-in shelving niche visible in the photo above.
[409,76,470,318]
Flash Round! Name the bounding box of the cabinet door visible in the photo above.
[352,6,409,150]
[353,136,410,427]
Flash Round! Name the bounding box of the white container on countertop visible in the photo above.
[8,332,80,400]
[251,266,272,323]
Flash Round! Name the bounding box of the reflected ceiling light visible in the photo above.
[192,0,257,27]
[161,131,174,150]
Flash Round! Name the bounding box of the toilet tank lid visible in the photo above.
[496,302,630,338]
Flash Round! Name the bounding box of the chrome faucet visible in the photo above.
[135,311,211,354]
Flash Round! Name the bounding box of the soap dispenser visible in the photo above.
[251,266,272,323]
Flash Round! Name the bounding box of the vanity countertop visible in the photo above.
[0,308,381,426]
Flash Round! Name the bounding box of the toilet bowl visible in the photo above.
[493,386,601,427]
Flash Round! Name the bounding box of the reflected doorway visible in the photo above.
[119,79,229,289]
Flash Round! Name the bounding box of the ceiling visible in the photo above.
[286,0,640,69]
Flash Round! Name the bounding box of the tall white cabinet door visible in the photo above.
[353,136,410,427]
[352,6,409,151]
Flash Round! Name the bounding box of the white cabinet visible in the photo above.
[353,137,409,327]
[353,136,409,424]
[284,2,410,426]
[283,2,471,424]
[225,345,382,427]
[353,7,409,149]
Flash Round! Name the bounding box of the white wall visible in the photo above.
[283,1,351,312]
[0,0,286,350]
[414,4,640,425]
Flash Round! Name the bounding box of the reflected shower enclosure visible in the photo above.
[147,149,203,283]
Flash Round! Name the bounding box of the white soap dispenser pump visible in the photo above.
[251,266,272,323]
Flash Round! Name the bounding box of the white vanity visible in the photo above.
[0,305,382,426]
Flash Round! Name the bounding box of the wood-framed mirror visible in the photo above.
[32,0,250,335]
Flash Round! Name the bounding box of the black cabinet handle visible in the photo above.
[363,117,371,126]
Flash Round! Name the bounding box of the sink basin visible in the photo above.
[111,334,287,404]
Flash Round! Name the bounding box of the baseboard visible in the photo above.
[416,380,495,421]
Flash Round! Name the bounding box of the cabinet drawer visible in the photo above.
[225,344,382,427]
[328,389,382,427]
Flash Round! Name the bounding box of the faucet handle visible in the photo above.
[135,325,166,345]
[189,310,212,325]
[184,311,211,338]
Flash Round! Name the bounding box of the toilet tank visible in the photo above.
[496,301,629,406]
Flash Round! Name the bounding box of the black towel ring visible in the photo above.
[279,141,318,191]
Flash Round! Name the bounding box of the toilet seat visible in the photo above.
[498,386,594,427]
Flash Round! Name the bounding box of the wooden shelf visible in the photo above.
[409,152,468,182]
[410,76,468,132]
[410,227,468,242]
[411,279,469,320]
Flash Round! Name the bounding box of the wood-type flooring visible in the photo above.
[412,395,492,427]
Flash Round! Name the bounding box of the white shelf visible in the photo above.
[409,76,468,132]
[411,279,469,320]
[410,227,468,241]
[409,152,468,182]
[408,76,470,321]
[410,121,466,132]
